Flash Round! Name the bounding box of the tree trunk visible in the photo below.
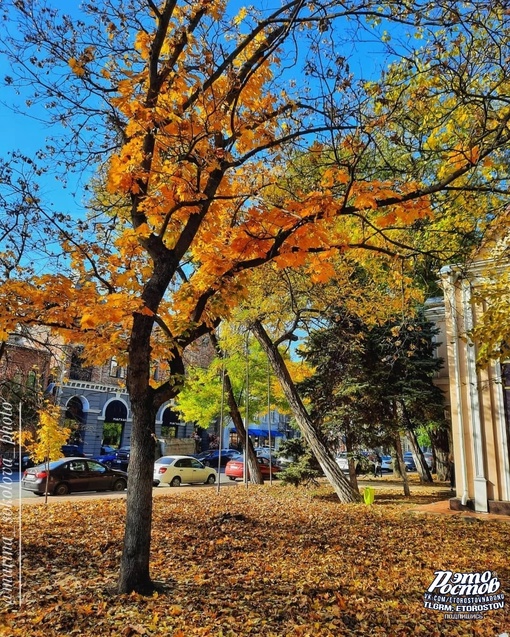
[224,372,263,484]
[406,428,433,483]
[399,402,433,483]
[435,448,450,482]
[429,425,451,481]
[345,435,359,491]
[251,320,361,503]
[391,449,402,479]
[209,333,262,484]
[117,398,157,594]
[393,435,411,497]
[117,308,161,595]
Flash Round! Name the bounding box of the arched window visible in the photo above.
[26,370,37,389]
[162,407,181,438]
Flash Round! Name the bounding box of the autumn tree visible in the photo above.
[468,227,510,365]
[2,1,510,594]
[235,256,407,497]
[21,401,71,503]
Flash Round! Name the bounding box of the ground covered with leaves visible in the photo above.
[2,480,509,636]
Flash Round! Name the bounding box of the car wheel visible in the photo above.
[228,476,237,481]
[170,476,181,487]
[205,474,216,484]
[53,482,69,496]
[112,479,127,492]
[153,480,160,487]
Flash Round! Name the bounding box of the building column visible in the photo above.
[462,279,488,512]
[494,363,510,502]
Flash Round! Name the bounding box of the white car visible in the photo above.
[153,455,217,487]
[335,453,350,472]
[423,452,434,471]
[381,456,393,472]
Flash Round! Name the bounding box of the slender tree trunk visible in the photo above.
[406,428,433,483]
[399,402,433,483]
[251,320,361,503]
[118,311,159,594]
[209,333,262,483]
[393,435,411,497]
[345,435,359,491]
[391,448,402,478]
[223,372,263,484]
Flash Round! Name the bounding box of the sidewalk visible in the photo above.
[356,475,510,523]
[409,498,510,522]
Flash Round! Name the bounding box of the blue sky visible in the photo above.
[0,1,396,220]
[0,1,91,218]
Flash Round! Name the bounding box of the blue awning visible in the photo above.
[230,426,284,438]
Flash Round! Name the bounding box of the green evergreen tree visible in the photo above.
[298,307,449,486]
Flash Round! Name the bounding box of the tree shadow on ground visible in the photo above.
[312,480,452,507]
[371,490,452,506]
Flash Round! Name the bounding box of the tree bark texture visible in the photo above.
[117,310,160,594]
[345,435,359,491]
[406,427,433,483]
[251,320,362,503]
[393,435,411,497]
[399,402,433,483]
[117,397,157,594]
[429,425,451,481]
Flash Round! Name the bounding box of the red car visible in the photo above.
[225,455,281,481]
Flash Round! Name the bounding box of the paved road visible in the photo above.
[1,469,238,503]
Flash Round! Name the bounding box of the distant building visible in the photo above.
[223,409,294,449]
[59,337,214,456]
[0,327,54,394]
[0,329,215,457]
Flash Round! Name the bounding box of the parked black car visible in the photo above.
[111,446,131,471]
[193,449,239,467]
[22,458,128,496]
[61,444,87,457]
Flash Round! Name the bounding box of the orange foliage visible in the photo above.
[0,3,438,376]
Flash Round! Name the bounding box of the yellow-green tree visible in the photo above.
[21,402,70,502]
[26,403,69,465]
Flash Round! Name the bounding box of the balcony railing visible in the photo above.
[63,379,126,393]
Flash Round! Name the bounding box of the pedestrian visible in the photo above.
[372,452,382,478]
